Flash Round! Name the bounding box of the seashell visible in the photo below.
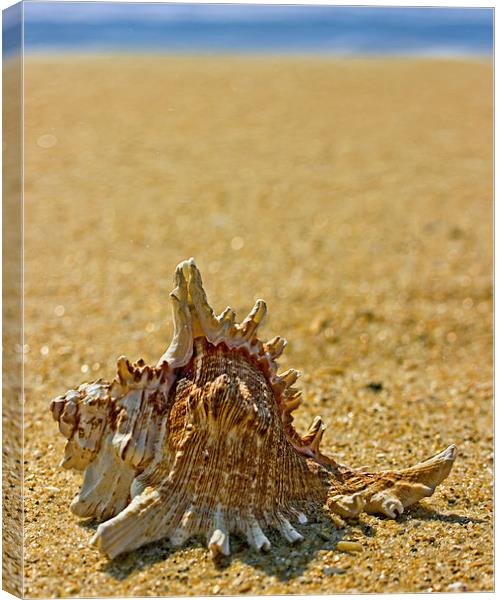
[50,258,457,559]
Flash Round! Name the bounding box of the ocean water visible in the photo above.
[4,3,495,56]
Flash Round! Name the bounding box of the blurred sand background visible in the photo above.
[21,55,492,596]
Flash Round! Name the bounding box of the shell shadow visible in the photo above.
[405,504,485,525]
[79,515,347,583]
[211,523,346,582]
[78,504,479,583]
[102,539,177,582]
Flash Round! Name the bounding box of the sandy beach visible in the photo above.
[20,55,492,596]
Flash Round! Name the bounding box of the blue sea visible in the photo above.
[3,2,494,56]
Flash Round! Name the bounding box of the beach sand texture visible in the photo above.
[21,56,492,596]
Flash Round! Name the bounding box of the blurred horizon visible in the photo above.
[4,2,495,56]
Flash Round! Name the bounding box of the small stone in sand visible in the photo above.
[336,541,363,553]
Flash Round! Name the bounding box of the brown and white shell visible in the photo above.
[51,258,457,559]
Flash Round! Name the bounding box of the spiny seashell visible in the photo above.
[51,258,457,559]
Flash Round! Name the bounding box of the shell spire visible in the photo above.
[50,258,457,560]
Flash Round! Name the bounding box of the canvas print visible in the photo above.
[2,2,494,597]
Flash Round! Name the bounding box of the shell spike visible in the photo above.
[239,299,267,339]
[302,416,327,454]
[207,505,230,557]
[185,258,229,343]
[284,390,302,415]
[310,423,326,453]
[279,368,300,388]
[275,515,303,544]
[325,444,457,520]
[178,256,197,285]
[264,336,287,360]
[302,416,324,446]
[173,259,189,296]
[208,529,230,557]
[244,515,271,552]
[396,444,457,490]
[157,263,193,368]
[116,356,133,384]
[217,306,236,330]
[170,505,196,548]
[291,509,308,525]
